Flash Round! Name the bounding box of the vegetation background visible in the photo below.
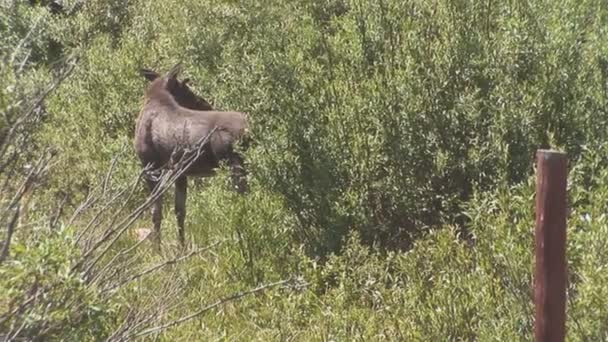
[2,0,608,340]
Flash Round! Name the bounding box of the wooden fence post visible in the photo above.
[535,149,567,342]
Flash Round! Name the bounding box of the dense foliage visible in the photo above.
[2,0,608,340]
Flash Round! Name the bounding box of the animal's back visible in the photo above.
[134,102,247,174]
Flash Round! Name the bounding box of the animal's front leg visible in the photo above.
[146,179,163,247]
[174,176,187,247]
[229,153,248,194]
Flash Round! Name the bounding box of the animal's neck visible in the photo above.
[145,88,178,109]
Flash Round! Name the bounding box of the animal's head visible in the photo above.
[139,63,213,111]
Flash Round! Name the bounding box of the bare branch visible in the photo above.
[68,192,99,230]
[0,151,52,223]
[0,151,53,264]
[102,152,122,194]
[101,240,226,293]
[9,14,43,68]
[72,127,219,277]
[130,278,300,338]
[0,205,19,264]
[105,276,183,342]
[0,56,78,165]
[49,191,69,230]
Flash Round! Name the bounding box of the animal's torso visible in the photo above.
[135,98,247,176]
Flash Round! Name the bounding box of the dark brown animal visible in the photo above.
[135,64,248,246]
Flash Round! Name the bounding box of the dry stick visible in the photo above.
[73,155,128,236]
[6,312,28,342]
[0,153,18,185]
[130,279,295,338]
[105,307,137,342]
[78,128,216,276]
[88,235,148,287]
[79,170,174,273]
[111,268,187,341]
[73,128,218,276]
[49,191,69,230]
[72,192,158,275]
[101,240,226,294]
[0,153,52,264]
[0,289,38,326]
[94,169,146,241]
[81,186,170,280]
[0,152,50,223]
[75,175,140,245]
[0,58,77,164]
[69,193,99,230]
[9,15,43,67]
[107,279,184,342]
[92,170,201,282]
[102,153,121,194]
[93,168,148,243]
[73,169,162,270]
[73,167,145,243]
[91,226,220,288]
[16,49,32,75]
[91,219,218,287]
[0,206,19,264]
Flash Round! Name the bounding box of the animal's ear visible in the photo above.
[139,68,160,82]
[167,63,182,80]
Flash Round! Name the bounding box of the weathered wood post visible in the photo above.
[535,149,567,342]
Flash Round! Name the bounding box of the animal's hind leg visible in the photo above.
[229,153,248,194]
[174,176,187,247]
[146,179,163,246]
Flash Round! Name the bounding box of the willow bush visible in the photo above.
[40,0,608,255]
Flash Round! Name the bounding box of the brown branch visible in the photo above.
[0,152,53,264]
[130,278,297,338]
[0,205,19,264]
[0,290,38,326]
[88,229,151,287]
[73,127,218,276]
[68,192,99,231]
[0,152,52,223]
[0,57,78,165]
[75,174,140,245]
[49,191,69,230]
[105,277,183,342]
[101,240,225,294]
[102,153,121,194]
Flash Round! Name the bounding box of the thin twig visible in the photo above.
[94,169,145,242]
[0,152,51,223]
[69,192,99,232]
[106,278,183,342]
[0,152,52,264]
[49,191,69,230]
[102,154,121,194]
[88,169,146,246]
[0,205,19,264]
[88,227,152,286]
[0,292,37,326]
[74,128,218,276]
[130,278,296,338]
[101,240,225,293]
[9,15,43,67]
[76,179,136,245]
[0,57,78,164]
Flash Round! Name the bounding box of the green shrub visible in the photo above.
[0,228,115,340]
[40,0,608,255]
